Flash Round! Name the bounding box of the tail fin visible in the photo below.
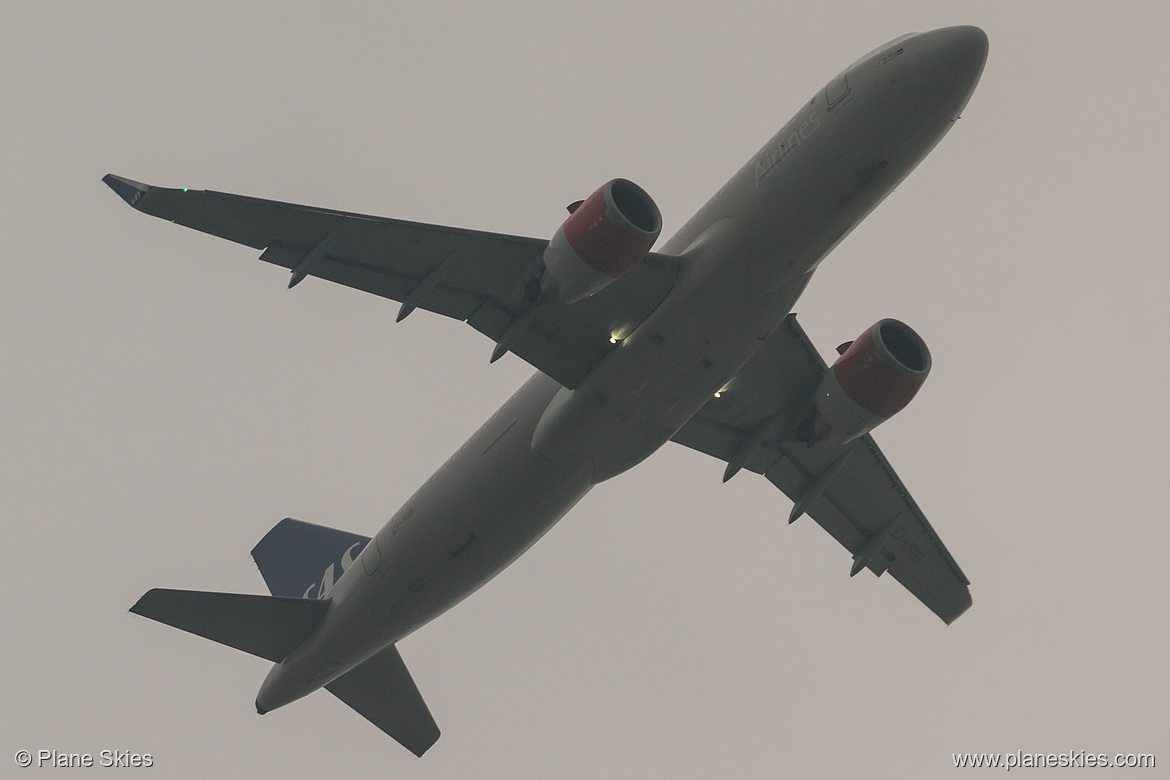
[129,589,328,663]
[251,518,371,600]
[326,644,441,756]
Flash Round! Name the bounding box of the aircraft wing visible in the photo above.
[103,175,680,390]
[671,314,971,624]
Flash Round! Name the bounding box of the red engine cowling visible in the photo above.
[541,178,662,304]
[808,319,931,444]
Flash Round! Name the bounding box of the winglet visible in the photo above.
[103,174,151,208]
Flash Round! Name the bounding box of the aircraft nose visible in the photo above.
[915,25,988,99]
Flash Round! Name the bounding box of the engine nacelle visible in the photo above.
[541,178,662,304]
[807,318,931,444]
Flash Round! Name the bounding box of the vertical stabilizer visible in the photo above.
[251,518,371,599]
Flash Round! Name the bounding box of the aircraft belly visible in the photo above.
[534,221,812,483]
[330,372,594,664]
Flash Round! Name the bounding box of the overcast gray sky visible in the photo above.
[3,1,1167,777]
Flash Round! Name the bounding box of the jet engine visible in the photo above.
[541,178,662,304]
[807,318,931,444]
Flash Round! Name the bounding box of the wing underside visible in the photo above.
[672,314,971,624]
[103,174,680,389]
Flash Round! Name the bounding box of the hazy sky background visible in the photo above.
[3,2,1167,777]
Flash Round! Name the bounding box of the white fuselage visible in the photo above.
[256,26,987,713]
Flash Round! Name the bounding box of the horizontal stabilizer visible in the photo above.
[326,644,440,757]
[130,589,329,663]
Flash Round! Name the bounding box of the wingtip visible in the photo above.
[103,174,151,208]
[409,727,441,757]
[941,592,973,625]
[128,588,156,616]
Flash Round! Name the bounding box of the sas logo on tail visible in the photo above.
[303,541,366,600]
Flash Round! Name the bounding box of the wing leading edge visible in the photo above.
[103,174,681,390]
[672,314,971,624]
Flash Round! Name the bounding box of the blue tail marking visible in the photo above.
[251,518,371,600]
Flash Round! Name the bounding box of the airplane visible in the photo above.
[107,25,988,756]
